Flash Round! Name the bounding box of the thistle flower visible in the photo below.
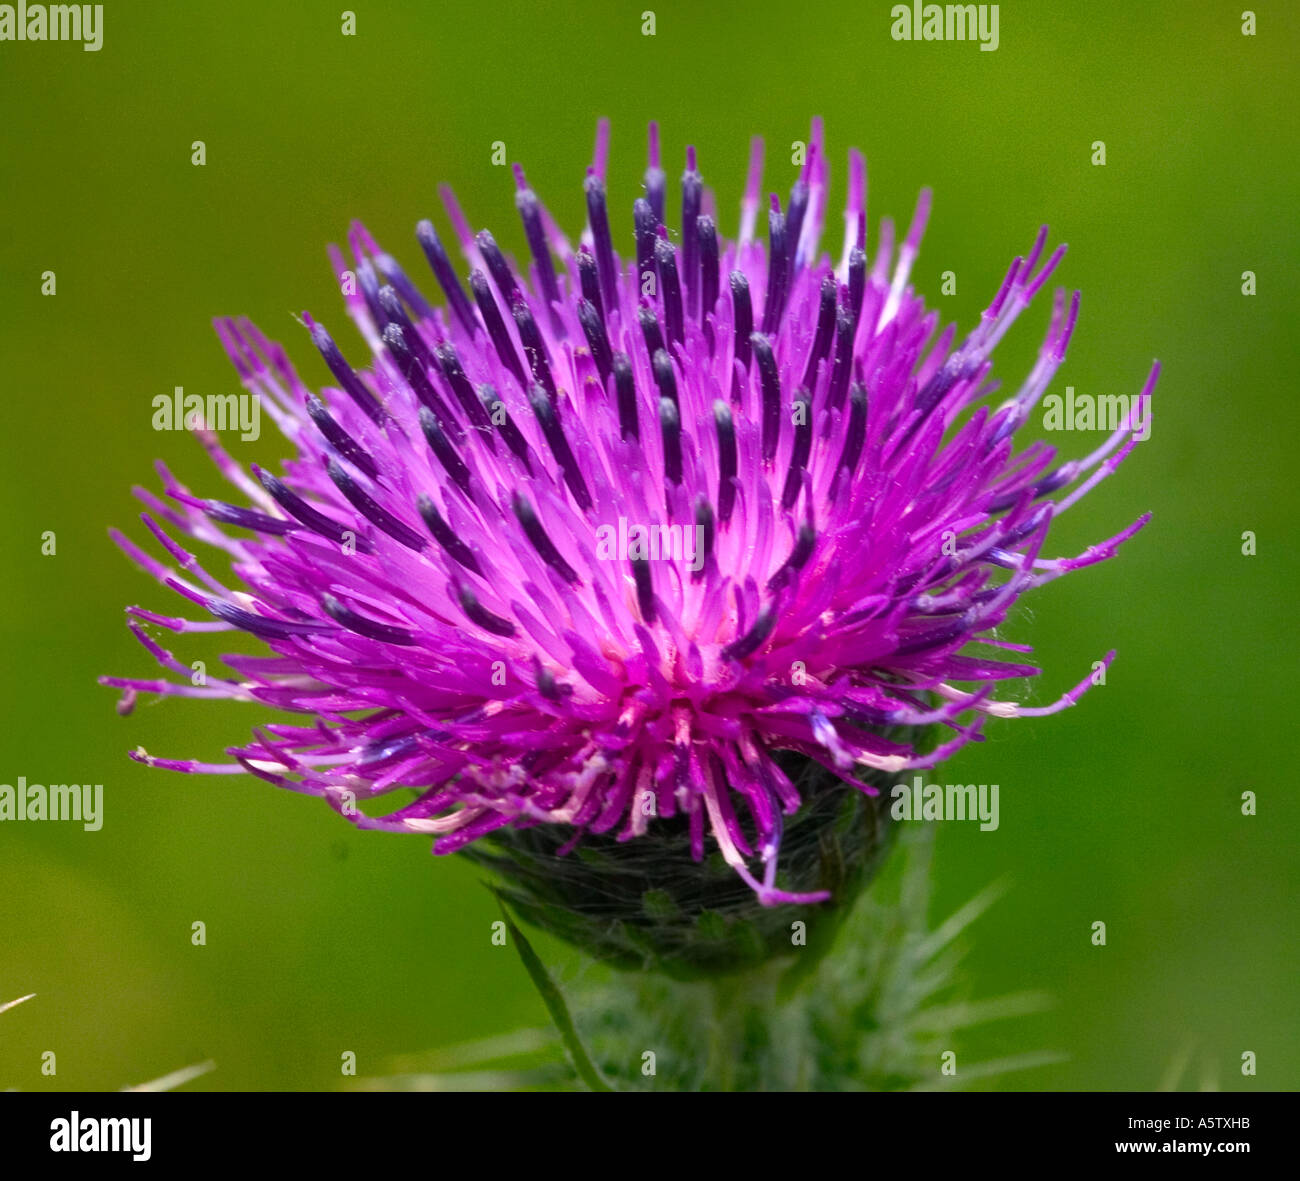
[105,119,1156,971]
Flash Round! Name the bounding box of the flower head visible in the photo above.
[107,119,1155,945]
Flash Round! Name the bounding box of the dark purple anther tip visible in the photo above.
[514,178,565,338]
[512,493,580,585]
[306,394,381,481]
[309,321,386,425]
[322,593,418,646]
[838,382,868,477]
[651,348,678,410]
[527,384,592,512]
[612,352,638,441]
[415,219,477,338]
[767,520,816,593]
[418,404,473,497]
[454,582,516,637]
[476,383,534,475]
[848,246,867,329]
[382,322,461,441]
[583,171,620,313]
[416,492,482,575]
[659,396,682,486]
[577,299,613,388]
[655,237,684,347]
[577,247,604,324]
[827,305,854,412]
[325,457,427,552]
[638,305,665,363]
[698,215,719,322]
[781,388,813,511]
[468,269,527,389]
[730,270,753,365]
[631,556,656,624]
[752,332,781,464]
[802,274,839,391]
[722,605,776,662]
[474,229,519,305]
[435,341,497,440]
[692,497,714,581]
[511,294,557,403]
[634,197,658,285]
[681,153,702,317]
[378,286,435,369]
[761,199,789,336]
[375,253,435,323]
[255,465,373,552]
[713,399,737,526]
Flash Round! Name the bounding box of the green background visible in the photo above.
[1,0,1296,1091]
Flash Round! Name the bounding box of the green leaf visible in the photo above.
[493,893,612,1092]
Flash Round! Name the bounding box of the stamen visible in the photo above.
[416,493,482,574]
[527,384,593,511]
[454,581,517,637]
[308,321,386,425]
[207,599,333,639]
[474,229,519,303]
[382,323,461,440]
[660,396,682,485]
[577,247,604,324]
[468,269,527,388]
[305,394,381,480]
[577,299,613,388]
[781,388,813,510]
[512,493,580,584]
[583,171,620,312]
[415,219,477,337]
[510,295,557,403]
[827,305,853,411]
[417,405,473,496]
[321,593,417,645]
[254,466,373,551]
[634,197,658,284]
[477,383,534,474]
[638,305,665,362]
[802,274,838,390]
[698,215,719,321]
[681,147,702,317]
[651,348,678,409]
[693,497,714,582]
[325,458,427,551]
[655,237,684,346]
[513,165,564,336]
[631,556,656,623]
[722,605,776,662]
[761,196,788,335]
[752,332,782,464]
[613,353,639,441]
[713,399,737,526]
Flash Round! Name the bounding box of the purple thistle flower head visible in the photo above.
[106,119,1156,972]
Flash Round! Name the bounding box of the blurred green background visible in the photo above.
[1,0,1296,1091]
